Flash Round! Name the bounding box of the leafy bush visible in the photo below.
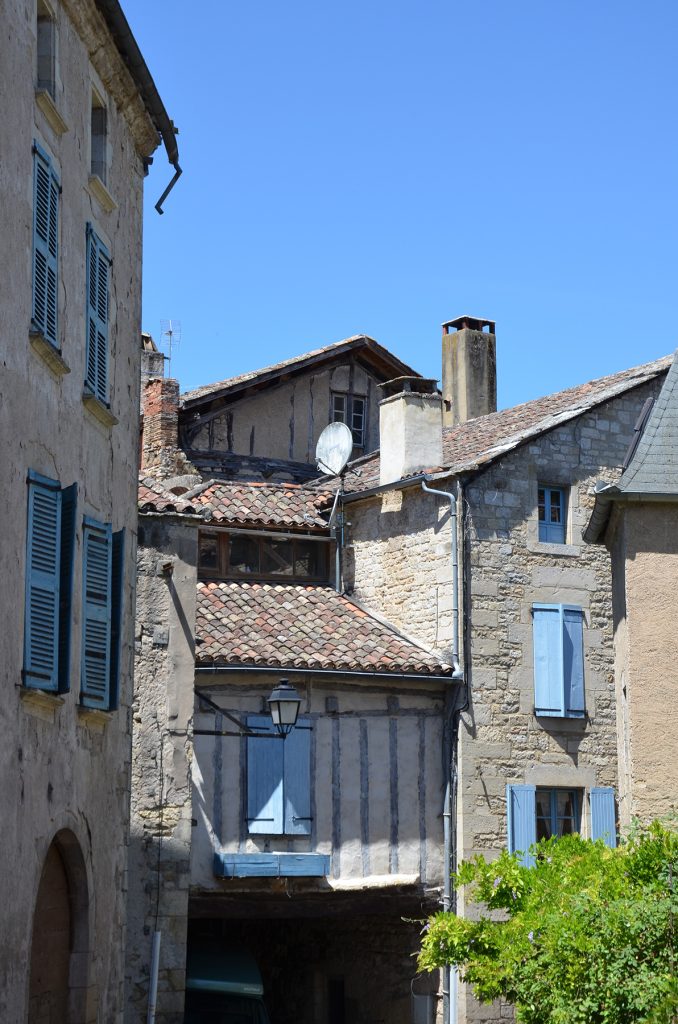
[419,822,678,1023]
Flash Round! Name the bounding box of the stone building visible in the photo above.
[0,2,177,1021]
[584,350,678,828]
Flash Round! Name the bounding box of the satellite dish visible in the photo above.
[316,422,353,476]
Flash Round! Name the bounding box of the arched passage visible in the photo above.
[28,830,90,1024]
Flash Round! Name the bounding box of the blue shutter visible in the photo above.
[57,483,77,693]
[533,604,563,716]
[507,784,536,867]
[81,519,112,708]
[85,226,110,403]
[108,529,124,710]
[563,606,585,717]
[283,720,312,835]
[32,145,59,346]
[247,715,283,834]
[24,472,61,690]
[590,788,617,848]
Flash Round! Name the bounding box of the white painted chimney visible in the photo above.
[379,377,443,487]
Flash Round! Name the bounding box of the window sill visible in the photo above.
[527,538,580,558]
[82,389,118,427]
[30,330,71,377]
[88,174,117,214]
[20,686,65,722]
[77,705,111,731]
[35,88,68,136]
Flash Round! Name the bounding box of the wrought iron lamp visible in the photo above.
[194,680,302,740]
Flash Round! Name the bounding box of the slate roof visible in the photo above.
[195,582,451,676]
[328,355,672,494]
[181,335,421,406]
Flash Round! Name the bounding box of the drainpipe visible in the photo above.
[147,930,161,1024]
[327,486,342,592]
[421,478,464,1024]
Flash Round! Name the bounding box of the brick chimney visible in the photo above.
[379,377,443,486]
[441,315,497,426]
[141,377,181,477]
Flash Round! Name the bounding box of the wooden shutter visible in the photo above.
[563,606,585,717]
[57,483,77,693]
[247,715,284,834]
[32,145,59,346]
[109,529,125,710]
[85,226,110,403]
[507,784,536,867]
[283,720,312,835]
[81,519,112,708]
[24,472,61,690]
[533,604,563,716]
[590,787,617,848]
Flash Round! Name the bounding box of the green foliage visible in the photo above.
[419,822,678,1023]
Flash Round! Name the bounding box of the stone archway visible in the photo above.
[28,830,90,1024]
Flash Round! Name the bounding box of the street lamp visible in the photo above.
[193,680,302,740]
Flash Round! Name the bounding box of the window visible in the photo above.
[538,485,566,543]
[36,2,56,97]
[24,472,76,693]
[85,225,110,404]
[81,518,124,710]
[198,531,329,583]
[532,603,585,718]
[32,144,59,347]
[507,784,616,866]
[90,95,107,183]
[247,715,311,835]
[332,392,366,448]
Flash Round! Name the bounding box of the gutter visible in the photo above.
[94,0,182,213]
[194,664,457,685]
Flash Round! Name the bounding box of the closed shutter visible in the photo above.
[32,146,59,346]
[533,604,563,716]
[24,473,61,690]
[590,787,617,848]
[563,607,585,717]
[109,529,125,710]
[507,784,536,867]
[85,226,110,403]
[283,720,312,835]
[247,715,284,834]
[57,483,77,693]
[81,519,112,708]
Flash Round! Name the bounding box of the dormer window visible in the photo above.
[198,531,329,583]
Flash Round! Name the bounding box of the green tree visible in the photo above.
[419,822,678,1023]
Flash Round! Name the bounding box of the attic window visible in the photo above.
[332,392,366,448]
[199,531,329,583]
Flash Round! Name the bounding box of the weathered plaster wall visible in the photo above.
[0,3,151,1021]
[189,362,382,464]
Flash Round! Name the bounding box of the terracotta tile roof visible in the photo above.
[186,480,333,530]
[332,355,672,493]
[195,582,451,676]
[138,477,197,514]
[180,335,421,406]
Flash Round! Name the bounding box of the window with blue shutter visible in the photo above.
[24,472,61,690]
[108,529,125,710]
[32,144,59,347]
[538,486,566,543]
[247,716,311,835]
[85,226,110,404]
[590,787,617,848]
[533,604,585,718]
[81,518,112,708]
[57,483,77,692]
[506,784,536,867]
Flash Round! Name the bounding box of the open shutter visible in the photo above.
[507,784,536,867]
[283,720,312,835]
[85,226,109,403]
[563,607,585,717]
[590,788,617,848]
[24,473,61,690]
[533,604,563,716]
[81,519,112,708]
[109,529,125,710]
[32,146,59,346]
[247,715,283,834]
[57,483,77,693]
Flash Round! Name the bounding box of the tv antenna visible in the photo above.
[160,318,182,376]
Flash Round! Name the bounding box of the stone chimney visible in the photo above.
[140,332,166,397]
[141,377,181,477]
[441,315,497,426]
[379,377,443,486]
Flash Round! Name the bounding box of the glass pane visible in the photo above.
[198,534,219,572]
[261,539,294,576]
[536,817,552,841]
[332,394,347,422]
[351,397,365,445]
[229,535,259,575]
[294,540,325,578]
[537,488,545,522]
[549,489,562,523]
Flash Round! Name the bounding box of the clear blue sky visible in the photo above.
[125,0,678,410]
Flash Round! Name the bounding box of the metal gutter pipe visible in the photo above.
[194,664,457,685]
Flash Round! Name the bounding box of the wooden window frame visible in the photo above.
[536,787,581,841]
[538,484,567,544]
[331,391,367,449]
[198,530,330,584]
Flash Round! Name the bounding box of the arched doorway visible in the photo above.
[28,830,90,1024]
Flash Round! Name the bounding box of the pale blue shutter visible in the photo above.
[507,784,536,867]
[563,607,585,717]
[283,720,312,835]
[81,519,112,708]
[109,529,124,710]
[590,788,617,848]
[57,483,77,693]
[32,145,59,346]
[24,472,61,690]
[85,226,110,403]
[533,604,563,716]
[247,715,283,834]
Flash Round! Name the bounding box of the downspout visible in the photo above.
[421,478,464,1024]
[327,486,342,593]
